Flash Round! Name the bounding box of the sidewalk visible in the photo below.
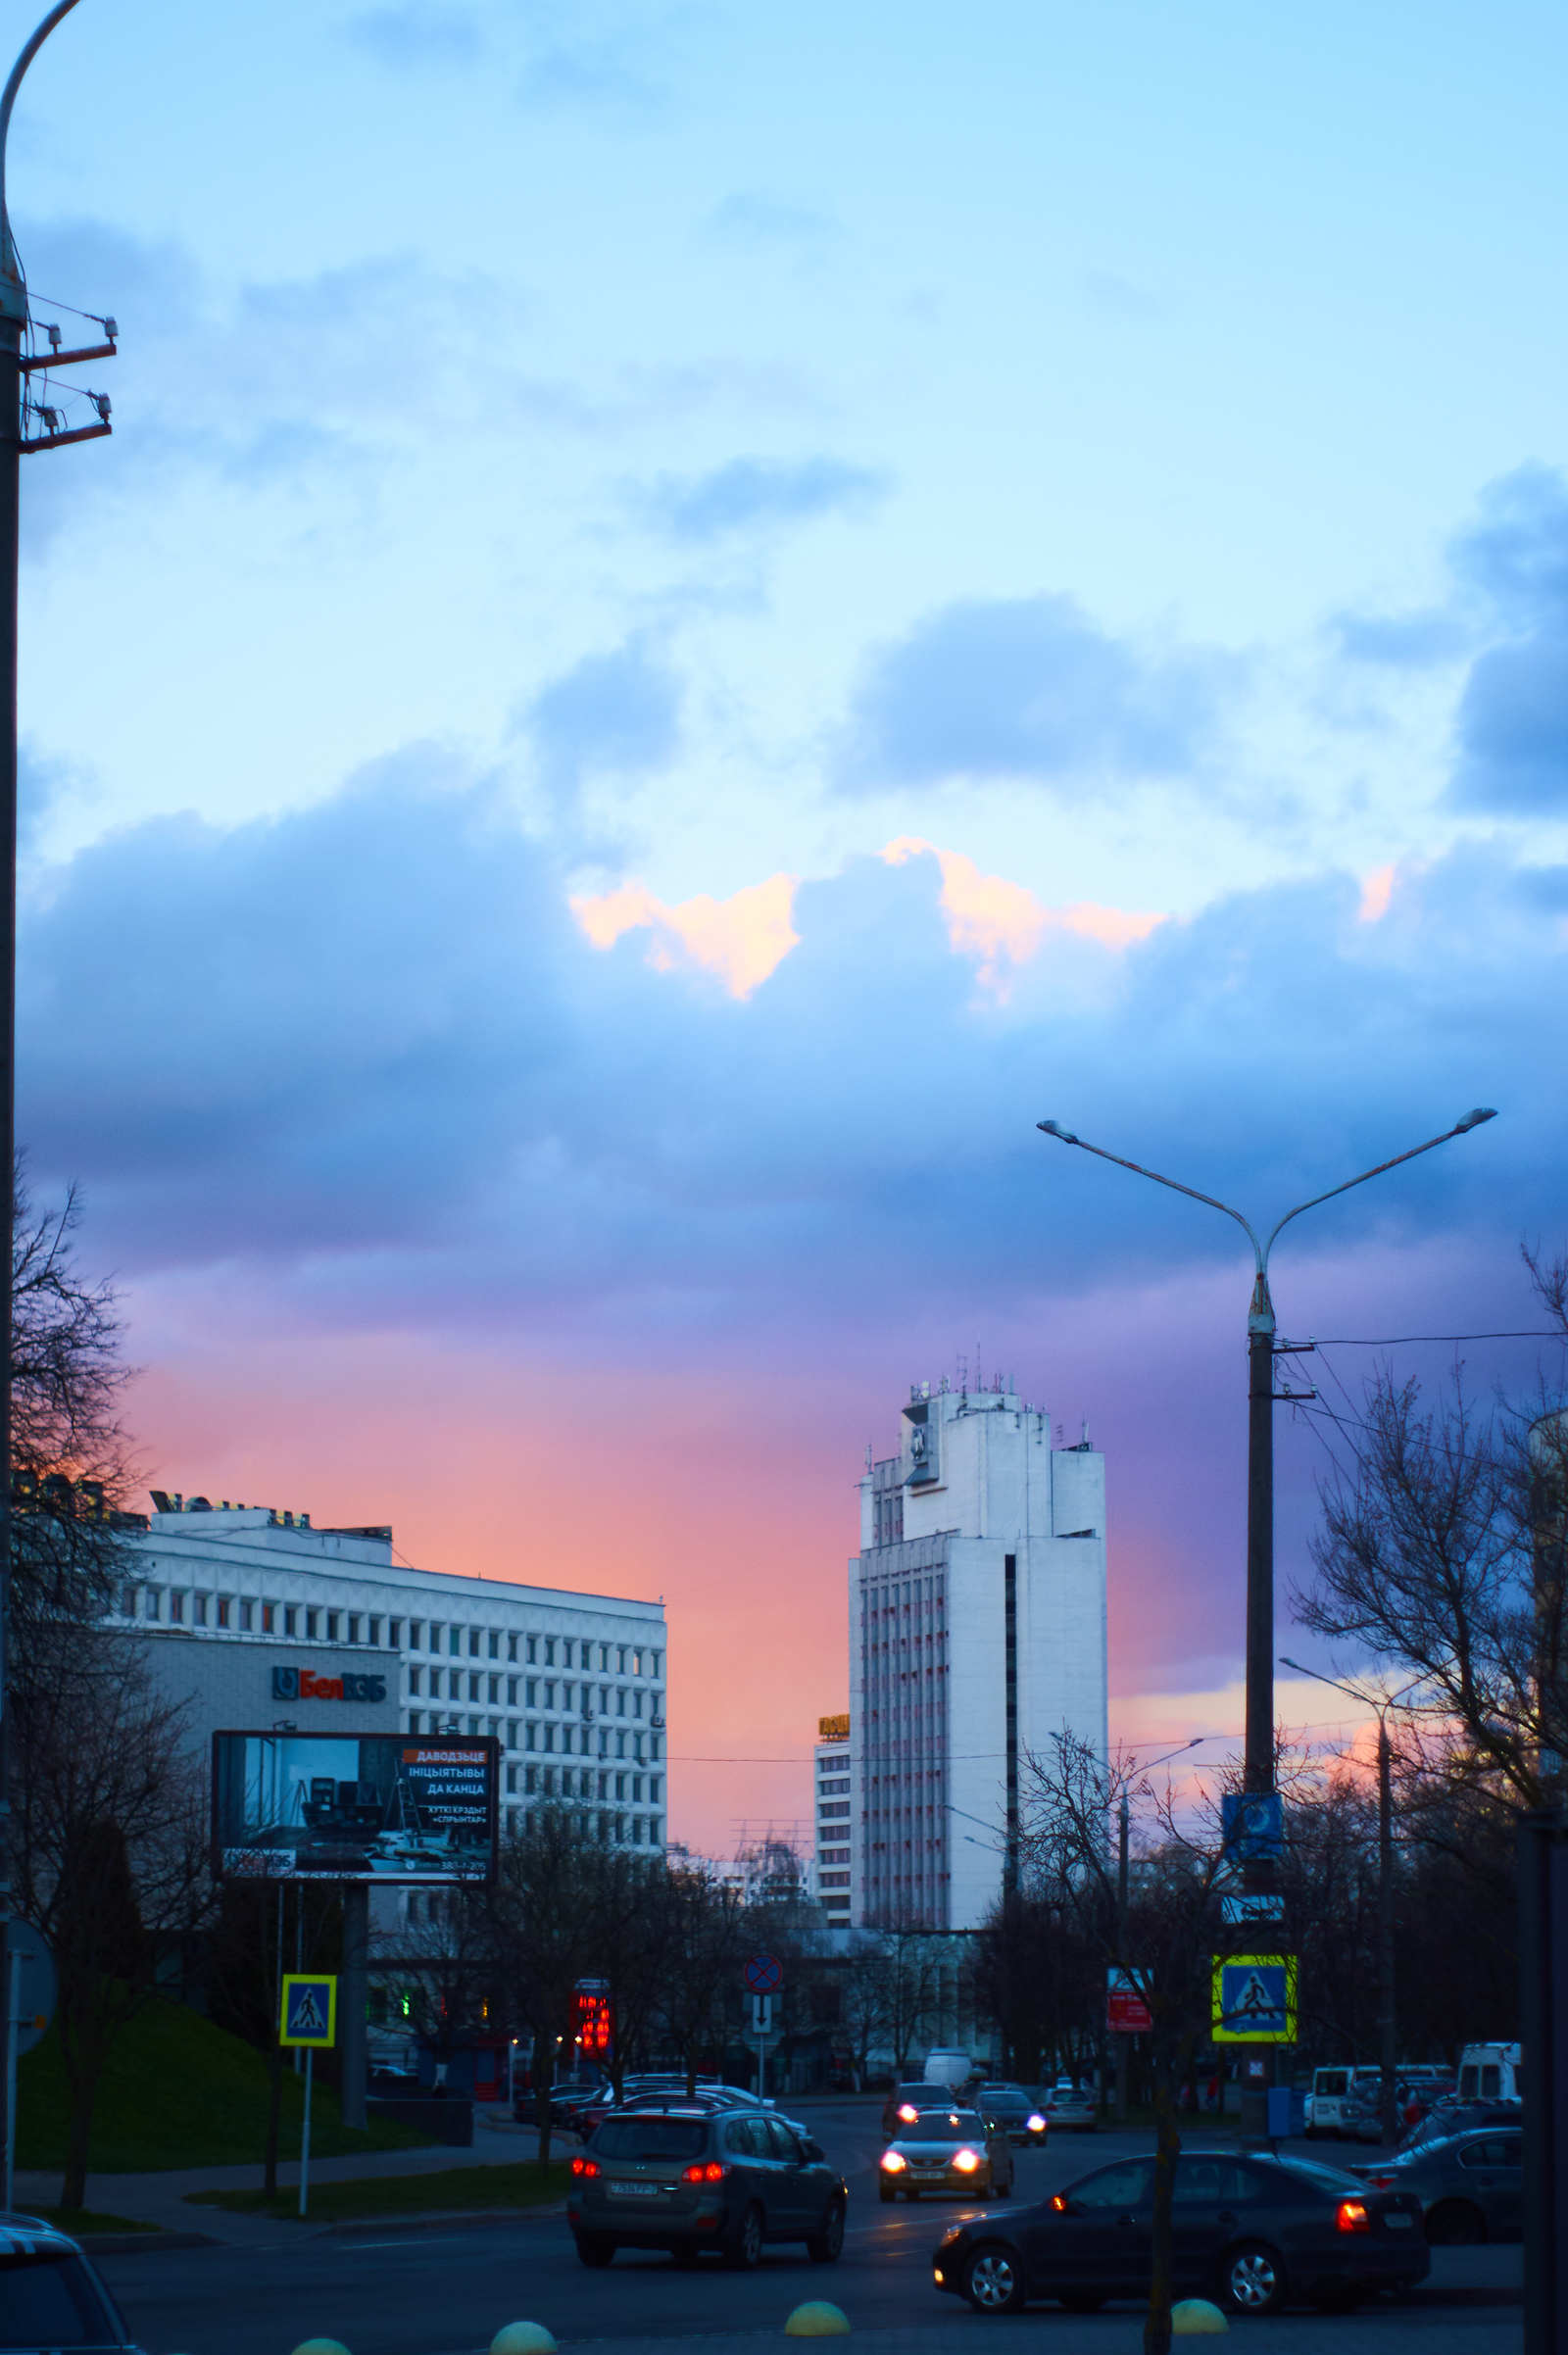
[14,2104,570,2248]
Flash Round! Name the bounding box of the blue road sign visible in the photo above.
[1221,1791,1284,1862]
[1211,1954,1296,2043]
[280,1973,337,2047]
[745,1952,782,1996]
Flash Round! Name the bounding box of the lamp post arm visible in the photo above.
[0,0,81,304]
[1260,1112,1497,1270]
[1038,1123,1264,1271]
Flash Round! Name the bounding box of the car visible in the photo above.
[879,2105,1016,2203]
[881,2081,940,2139]
[0,2213,148,2352]
[1043,2084,1099,2132]
[972,2084,1050,2146]
[1396,2098,1522,2156]
[930,2148,1429,2317]
[566,2107,848,2269]
[1356,2126,1524,2243]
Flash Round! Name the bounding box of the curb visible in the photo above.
[77,2232,217,2257]
[318,2204,569,2238]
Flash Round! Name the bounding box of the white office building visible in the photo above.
[111,1491,668,1852]
[813,1714,854,1928]
[849,1378,1107,1931]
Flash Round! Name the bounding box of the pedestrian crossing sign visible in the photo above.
[280,1973,338,2047]
[1211,1954,1296,2043]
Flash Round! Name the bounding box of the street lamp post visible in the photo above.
[1281,1656,1422,2147]
[1036,1107,1495,2134]
[1115,1738,1208,2122]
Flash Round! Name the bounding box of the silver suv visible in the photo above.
[0,2215,145,2351]
[567,2107,848,2270]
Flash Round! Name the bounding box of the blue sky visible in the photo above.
[10,0,1568,1844]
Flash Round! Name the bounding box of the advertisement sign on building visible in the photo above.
[212,1729,498,1883]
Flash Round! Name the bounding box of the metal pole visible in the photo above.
[1116,1793,1130,2123]
[2,1944,18,2210]
[340,1884,368,2131]
[1377,1715,1397,2146]
[1244,1288,1277,1799]
[298,2046,313,2219]
[0,0,84,2202]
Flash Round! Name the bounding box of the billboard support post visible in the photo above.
[299,2048,314,2219]
[340,1884,368,2132]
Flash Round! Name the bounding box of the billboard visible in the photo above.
[212,1730,498,1883]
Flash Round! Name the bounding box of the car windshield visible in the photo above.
[0,2251,119,2348]
[913,2110,979,2134]
[981,2089,1028,2108]
[1275,2155,1369,2194]
[594,2117,710,2160]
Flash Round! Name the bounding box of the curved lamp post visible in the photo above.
[0,0,85,2218]
[1035,1109,1496,1805]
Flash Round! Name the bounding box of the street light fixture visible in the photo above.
[1035,1110,1496,1808]
[1280,1655,1424,2147]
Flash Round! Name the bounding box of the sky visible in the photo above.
[11,0,1568,1856]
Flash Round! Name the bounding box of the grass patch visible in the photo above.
[22,2209,165,2236]
[187,2160,568,2224]
[18,1999,429,2176]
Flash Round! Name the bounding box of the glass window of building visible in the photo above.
[325,1611,340,1642]
[145,1588,162,1620]
[633,1649,642,1675]
[506,1677,518,1705]
[368,1616,381,1645]
[409,1619,422,1649]
[488,1632,499,1660]
[410,1667,422,1695]
[526,1635,537,1663]
[507,1719,518,1747]
[193,1594,209,1627]
[429,1622,442,1650]
[347,1614,360,1644]
[615,1690,626,1716]
[170,1591,185,1624]
[468,1673,481,1702]
[487,1676,500,1704]
[545,1638,556,1666]
[469,1629,481,1658]
[450,1627,463,1656]
[616,1646,626,1674]
[649,1775,662,1804]
[283,1604,297,1636]
[525,1723,537,1750]
[507,1633,518,1662]
[306,1608,319,1639]
[238,1600,254,1632]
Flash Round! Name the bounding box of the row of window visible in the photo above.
[406,1622,660,1677]
[405,1668,658,1720]
[818,1846,851,1865]
[403,1711,661,1762]
[816,1773,850,1792]
[504,1763,662,1804]
[819,1871,852,1889]
[817,1799,852,1819]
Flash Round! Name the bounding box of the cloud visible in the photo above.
[1443,466,1568,813]
[572,873,800,998]
[881,837,1162,998]
[346,4,483,66]
[634,455,888,543]
[1329,610,1467,667]
[705,193,841,260]
[839,593,1225,793]
[519,635,682,811]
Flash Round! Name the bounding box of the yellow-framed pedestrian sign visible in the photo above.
[1211,1954,1297,2043]
[280,1974,337,2047]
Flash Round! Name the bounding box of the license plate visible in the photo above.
[610,2181,662,2197]
[1385,2214,1412,2231]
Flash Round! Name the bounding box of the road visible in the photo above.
[99,2102,1522,2355]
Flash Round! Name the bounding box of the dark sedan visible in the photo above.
[973,2084,1050,2146]
[931,2149,1428,2316]
[0,2215,147,2352]
[1357,2127,1523,2243]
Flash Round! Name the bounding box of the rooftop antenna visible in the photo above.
[957,1352,967,1396]
[1082,1416,1090,1446]
[975,1342,983,1395]
[864,1442,872,1474]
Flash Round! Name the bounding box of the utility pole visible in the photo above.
[1377,1713,1396,2148]
[0,0,111,2191]
[1116,1790,1130,2123]
[1037,1111,1498,2134]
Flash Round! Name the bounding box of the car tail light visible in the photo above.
[570,2157,600,2179]
[898,2103,919,2123]
[953,2148,981,2173]
[680,2161,728,2183]
[881,2151,908,2173]
[1336,2200,1371,2233]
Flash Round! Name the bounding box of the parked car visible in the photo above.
[565,2108,847,2268]
[1356,2127,1524,2243]
[0,2214,147,2352]
[1043,2084,1099,2132]
[972,2085,1049,2146]
[1396,2099,1522,2156]
[930,2148,1429,2316]
[879,2105,1016,2203]
[1304,2065,1385,2137]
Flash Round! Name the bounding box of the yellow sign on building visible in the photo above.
[818,1714,850,1742]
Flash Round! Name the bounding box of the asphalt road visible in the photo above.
[100,2103,1523,2355]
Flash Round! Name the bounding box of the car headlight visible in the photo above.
[952,2148,981,2172]
[898,2103,919,2122]
[1027,2113,1046,2132]
[933,2268,946,2284]
[881,2150,908,2172]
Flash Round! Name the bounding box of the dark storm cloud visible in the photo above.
[16,759,1561,1341]
[635,456,888,543]
[838,594,1225,793]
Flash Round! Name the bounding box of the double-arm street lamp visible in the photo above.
[1035,1110,1496,1816]
[1281,1656,1423,2147]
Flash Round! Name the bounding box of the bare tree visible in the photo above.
[654,1861,748,2092]
[1019,1733,1227,2355]
[11,1630,210,2207]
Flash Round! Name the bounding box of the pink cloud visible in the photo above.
[1357,863,1397,923]
[882,835,1163,994]
[570,873,800,999]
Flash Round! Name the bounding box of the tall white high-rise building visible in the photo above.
[848,1377,1108,1931]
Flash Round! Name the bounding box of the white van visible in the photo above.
[1304,2064,1382,2136]
[922,2048,972,2090]
[1457,2042,1522,2102]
